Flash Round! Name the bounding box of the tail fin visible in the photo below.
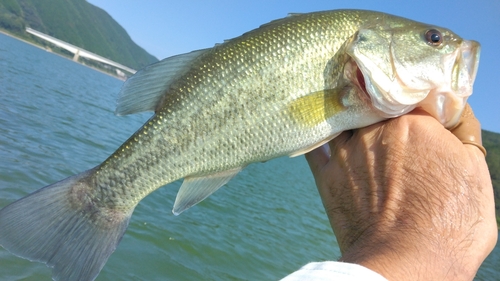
[0,169,133,281]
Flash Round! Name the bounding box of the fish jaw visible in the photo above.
[418,40,480,128]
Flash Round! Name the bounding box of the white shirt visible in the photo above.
[281,261,388,281]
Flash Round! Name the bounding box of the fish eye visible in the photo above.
[425,29,443,46]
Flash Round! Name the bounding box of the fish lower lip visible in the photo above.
[451,40,480,98]
[462,40,480,84]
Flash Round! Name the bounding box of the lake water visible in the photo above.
[0,32,498,280]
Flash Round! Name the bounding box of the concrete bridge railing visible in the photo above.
[26,27,136,74]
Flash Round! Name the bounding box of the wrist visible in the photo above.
[338,229,484,281]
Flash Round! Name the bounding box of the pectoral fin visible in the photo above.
[288,88,346,129]
[172,168,242,215]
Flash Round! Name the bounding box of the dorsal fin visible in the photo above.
[256,12,304,29]
[115,48,210,116]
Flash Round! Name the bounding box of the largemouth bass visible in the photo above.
[0,9,479,281]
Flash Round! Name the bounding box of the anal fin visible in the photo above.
[172,167,242,215]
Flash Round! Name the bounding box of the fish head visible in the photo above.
[346,20,480,128]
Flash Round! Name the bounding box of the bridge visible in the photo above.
[26,27,136,74]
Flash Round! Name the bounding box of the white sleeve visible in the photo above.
[280,261,388,281]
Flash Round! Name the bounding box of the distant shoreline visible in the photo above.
[0,29,126,81]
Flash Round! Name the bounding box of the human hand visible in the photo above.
[305,106,497,280]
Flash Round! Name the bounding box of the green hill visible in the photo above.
[0,0,158,71]
[482,130,500,227]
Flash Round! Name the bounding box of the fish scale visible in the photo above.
[0,9,480,281]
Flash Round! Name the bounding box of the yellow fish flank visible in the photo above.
[0,10,480,281]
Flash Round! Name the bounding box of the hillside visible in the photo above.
[482,130,500,227]
[0,0,158,71]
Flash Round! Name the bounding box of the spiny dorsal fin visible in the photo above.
[217,13,305,48]
[115,48,210,116]
[257,12,304,29]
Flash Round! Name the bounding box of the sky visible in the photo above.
[87,0,500,133]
